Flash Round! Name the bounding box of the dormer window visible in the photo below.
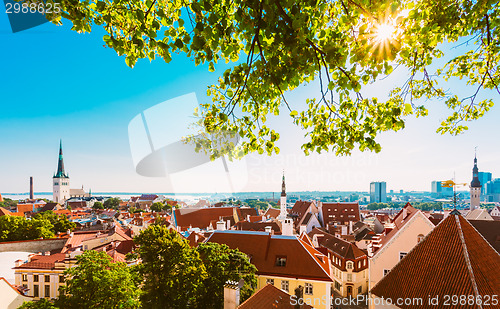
[275,256,287,267]
[346,261,354,270]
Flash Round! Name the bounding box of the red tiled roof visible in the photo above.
[308,228,366,271]
[233,221,282,234]
[238,284,312,309]
[290,201,317,226]
[371,214,500,308]
[174,207,237,230]
[372,203,430,254]
[0,206,13,216]
[206,231,332,281]
[14,253,66,270]
[236,207,259,222]
[265,207,281,219]
[321,202,360,225]
[469,220,500,254]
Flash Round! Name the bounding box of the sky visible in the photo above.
[1,11,499,195]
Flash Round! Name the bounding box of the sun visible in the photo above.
[375,23,396,43]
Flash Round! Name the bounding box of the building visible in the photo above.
[308,228,369,298]
[0,277,32,308]
[430,181,453,198]
[278,174,294,236]
[53,141,70,204]
[470,155,482,211]
[318,202,360,227]
[289,201,321,234]
[369,182,386,203]
[478,171,492,195]
[367,203,435,290]
[485,178,500,202]
[237,284,312,309]
[370,212,500,309]
[206,231,334,309]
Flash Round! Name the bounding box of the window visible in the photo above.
[346,261,353,270]
[418,234,425,243]
[383,269,390,276]
[358,286,362,294]
[275,256,287,267]
[45,275,50,282]
[347,274,352,282]
[334,281,341,291]
[281,280,289,292]
[305,283,313,295]
[22,274,27,281]
[34,275,39,282]
[45,285,50,298]
[399,252,407,260]
[266,278,274,286]
[59,275,65,283]
[33,285,39,297]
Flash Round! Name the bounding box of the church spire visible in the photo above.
[54,140,68,179]
[281,171,286,197]
[471,153,481,188]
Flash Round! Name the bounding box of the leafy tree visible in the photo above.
[103,198,121,209]
[57,250,141,309]
[0,215,55,242]
[18,299,58,309]
[93,201,104,210]
[150,202,164,212]
[195,242,257,308]
[134,225,207,309]
[32,211,76,234]
[48,0,500,158]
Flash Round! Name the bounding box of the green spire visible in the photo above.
[54,140,68,179]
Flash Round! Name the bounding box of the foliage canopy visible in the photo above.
[50,0,500,157]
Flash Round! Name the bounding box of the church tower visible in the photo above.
[53,140,70,203]
[279,173,294,236]
[470,154,481,211]
[280,173,287,219]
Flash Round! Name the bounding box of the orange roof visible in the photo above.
[371,214,500,308]
[174,207,237,230]
[0,206,13,216]
[207,231,333,282]
[14,253,66,270]
[264,207,281,219]
[321,202,360,224]
[233,221,282,234]
[238,284,312,309]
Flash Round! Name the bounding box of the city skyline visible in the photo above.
[1,14,499,194]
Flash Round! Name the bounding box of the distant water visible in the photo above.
[1,193,219,204]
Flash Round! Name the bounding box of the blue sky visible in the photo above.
[1,11,499,194]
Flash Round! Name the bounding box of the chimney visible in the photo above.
[265,226,273,234]
[217,220,226,231]
[294,285,304,309]
[30,177,34,200]
[224,279,244,309]
[299,225,307,235]
[246,214,250,221]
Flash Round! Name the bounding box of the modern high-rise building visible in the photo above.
[478,172,492,195]
[470,155,482,211]
[53,140,70,203]
[431,181,454,198]
[485,178,500,202]
[370,182,387,203]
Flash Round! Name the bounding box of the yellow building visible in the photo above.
[207,230,335,309]
[308,228,369,298]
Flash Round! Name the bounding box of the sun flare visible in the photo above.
[375,23,396,43]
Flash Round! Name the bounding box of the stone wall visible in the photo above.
[0,238,67,253]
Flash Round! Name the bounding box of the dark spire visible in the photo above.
[471,153,481,188]
[281,172,286,197]
[54,140,68,179]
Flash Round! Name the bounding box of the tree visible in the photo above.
[150,202,164,212]
[134,225,207,309]
[103,198,120,209]
[92,201,104,210]
[195,242,257,308]
[57,250,141,309]
[48,0,500,158]
[32,211,76,234]
[18,299,58,309]
[0,215,55,242]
